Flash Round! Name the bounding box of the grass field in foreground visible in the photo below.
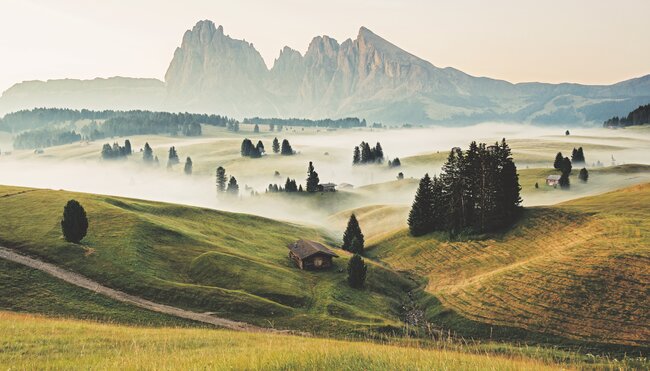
[367,182,650,348]
[0,185,414,336]
[0,311,583,370]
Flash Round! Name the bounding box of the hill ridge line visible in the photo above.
[0,246,284,334]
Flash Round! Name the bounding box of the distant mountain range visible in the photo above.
[2,19,650,125]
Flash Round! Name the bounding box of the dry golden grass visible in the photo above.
[369,183,650,347]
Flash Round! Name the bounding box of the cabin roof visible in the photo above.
[288,239,339,259]
[547,174,562,180]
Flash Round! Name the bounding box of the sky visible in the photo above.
[1,0,649,93]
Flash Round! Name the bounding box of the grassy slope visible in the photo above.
[0,311,578,370]
[0,259,201,327]
[0,185,413,336]
[367,183,650,348]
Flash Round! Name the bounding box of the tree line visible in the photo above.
[101,140,132,159]
[408,139,522,237]
[243,117,366,129]
[13,128,81,150]
[603,103,650,127]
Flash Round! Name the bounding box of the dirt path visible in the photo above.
[0,246,272,333]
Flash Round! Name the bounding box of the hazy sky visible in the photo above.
[1,0,649,93]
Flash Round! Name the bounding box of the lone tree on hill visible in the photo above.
[579,167,589,182]
[306,161,320,192]
[216,166,227,192]
[61,200,88,244]
[554,152,564,169]
[347,254,367,289]
[281,139,294,155]
[184,157,193,175]
[272,137,280,153]
[342,214,365,254]
[227,176,239,195]
[408,173,436,236]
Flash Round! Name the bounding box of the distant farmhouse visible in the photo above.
[546,174,561,187]
[288,240,338,270]
[318,183,337,192]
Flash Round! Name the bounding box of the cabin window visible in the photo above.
[314,257,323,267]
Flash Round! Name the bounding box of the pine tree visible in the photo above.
[342,214,364,253]
[124,139,132,155]
[253,124,260,133]
[352,146,361,165]
[374,142,384,163]
[216,166,227,192]
[408,173,436,236]
[184,157,193,175]
[360,142,372,163]
[306,161,320,192]
[272,137,280,153]
[256,140,265,154]
[561,157,572,174]
[168,146,179,167]
[397,172,404,180]
[559,172,570,189]
[441,148,466,236]
[241,139,254,157]
[61,199,88,243]
[347,254,367,289]
[579,167,589,182]
[227,176,239,195]
[390,157,401,167]
[554,152,563,169]
[101,143,113,160]
[281,139,294,155]
[143,142,153,163]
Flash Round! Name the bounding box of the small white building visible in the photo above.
[546,174,561,187]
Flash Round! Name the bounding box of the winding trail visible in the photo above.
[0,246,272,333]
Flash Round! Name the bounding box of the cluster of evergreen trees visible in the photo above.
[240,139,265,158]
[167,147,180,168]
[571,147,586,164]
[267,178,302,193]
[604,104,650,127]
[271,138,294,155]
[408,139,522,237]
[215,166,239,196]
[13,128,81,150]
[554,152,573,189]
[243,117,366,129]
[352,142,384,164]
[342,214,367,288]
[101,140,132,159]
[227,121,240,132]
[388,157,401,168]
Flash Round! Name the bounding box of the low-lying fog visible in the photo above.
[1,123,648,233]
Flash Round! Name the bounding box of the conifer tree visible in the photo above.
[281,139,294,155]
[184,157,193,175]
[374,142,384,163]
[61,199,88,243]
[579,167,589,182]
[306,161,320,192]
[342,214,364,253]
[256,140,265,154]
[397,172,404,180]
[554,152,564,169]
[347,254,367,289]
[360,142,372,163]
[124,139,132,155]
[216,166,227,192]
[408,173,436,236]
[352,146,361,165]
[168,146,179,167]
[143,142,153,163]
[272,137,280,153]
[253,124,260,133]
[561,157,572,174]
[227,176,239,195]
[559,172,570,189]
[101,143,113,160]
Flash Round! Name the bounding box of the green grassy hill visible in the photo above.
[367,183,650,348]
[0,185,414,336]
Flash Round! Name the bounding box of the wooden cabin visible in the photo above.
[288,239,338,270]
[318,183,337,192]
